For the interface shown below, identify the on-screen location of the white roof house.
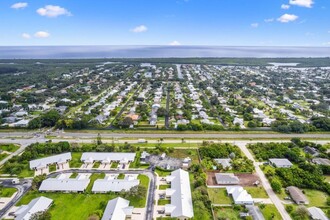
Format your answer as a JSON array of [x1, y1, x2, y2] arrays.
[[29, 153, 72, 170], [15, 196, 53, 220], [226, 186, 254, 205], [269, 158, 293, 168], [92, 175, 140, 193], [214, 158, 232, 169], [81, 153, 136, 163], [165, 169, 194, 219], [307, 207, 329, 220], [39, 174, 90, 192], [101, 197, 134, 220]]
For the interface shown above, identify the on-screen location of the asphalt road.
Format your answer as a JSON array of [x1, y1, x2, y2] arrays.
[[236, 142, 291, 220], [0, 179, 32, 219], [1, 131, 330, 140]]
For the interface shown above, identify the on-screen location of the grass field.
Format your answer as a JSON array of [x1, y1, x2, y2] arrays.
[[0, 144, 19, 152], [0, 153, 9, 161], [207, 188, 232, 204], [168, 149, 200, 164], [246, 186, 269, 198], [259, 204, 282, 220], [16, 174, 150, 220], [0, 187, 17, 197], [213, 207, 240, 220], [304, 189, 329, 207]]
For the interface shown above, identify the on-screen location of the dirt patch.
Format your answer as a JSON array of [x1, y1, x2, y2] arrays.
[[206, 171, 260, 187]]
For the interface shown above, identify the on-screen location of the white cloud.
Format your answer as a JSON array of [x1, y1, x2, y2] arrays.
[[21, 33, 31, 39], [251, 23, 259, 28], [264, 18, 274, 23], [130, 25, 148, 33], [323, 42, 330, 46], [37, 5, 72, 18], [277, 14, 298, 23], [34, 31, 50, 38], [281, 4, 290, 9], [169, 41, 181, 46], [11, 2, 28, 9], [289, 0, 314, 8]]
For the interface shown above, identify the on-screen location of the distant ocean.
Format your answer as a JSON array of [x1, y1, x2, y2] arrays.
[[0, 46, 329, 59]]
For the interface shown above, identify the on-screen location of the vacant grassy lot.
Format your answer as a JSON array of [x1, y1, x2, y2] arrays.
[[0, 187, 17, 197], [214, 207, 240, 220], [207, 188, 232, 204], [259, 204, 282, 220], [168, 149, 199, 164], [246, 186, 268, 198]]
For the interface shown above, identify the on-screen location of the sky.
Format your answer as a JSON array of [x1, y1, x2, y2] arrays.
[[1, 0, 330, 46]]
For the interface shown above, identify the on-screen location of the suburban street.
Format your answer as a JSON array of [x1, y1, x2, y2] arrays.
[[236, 142, 292, 220], [0, 179, 32, 218], [0, 133, 329, 220]]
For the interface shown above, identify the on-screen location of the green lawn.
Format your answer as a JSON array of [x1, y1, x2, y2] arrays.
[[214, 207, 240, 220], [324, 175, 330, 183], [86, 173, 105, 193], [158, 199, 170, 205], [110, 162, 118, 168], [168, 149, 199, 165], [159, 184, 170, 190], [0, 153, 9, 161], [92, 162, 101, 168], [246, 186, 269, 198], [304, 189, 329, 207], [155, 167, 172, 177], [117, 173, 125, 179], [0, 187, 17, 197], [17, 191, 118, 220], [16, 174, 150, 220], [70, 172, 78, 178], [259, 204, 282, 220], [69, 152, 83, 168], [49, 164, 56, 172], [207, 188, 232, 204], [0, 144, 19, 152]]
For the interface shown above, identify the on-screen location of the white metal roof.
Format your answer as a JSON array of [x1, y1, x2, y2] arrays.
[[101, 197, 133, 220], [215, 173, 239, 184], [165, 169, 194, 218], [15, 196, 53, 220], [308, 207, 328, 220], [226, 186, 253, 204], [39, 174, 90, 192], [81, 152, 136, 163], [92, 177, 139, 192], [29, 152, 72, 169], [269, 158, 293, 167]]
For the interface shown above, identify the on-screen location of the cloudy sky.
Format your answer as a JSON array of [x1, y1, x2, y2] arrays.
[[1, 0, 329, 46]]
